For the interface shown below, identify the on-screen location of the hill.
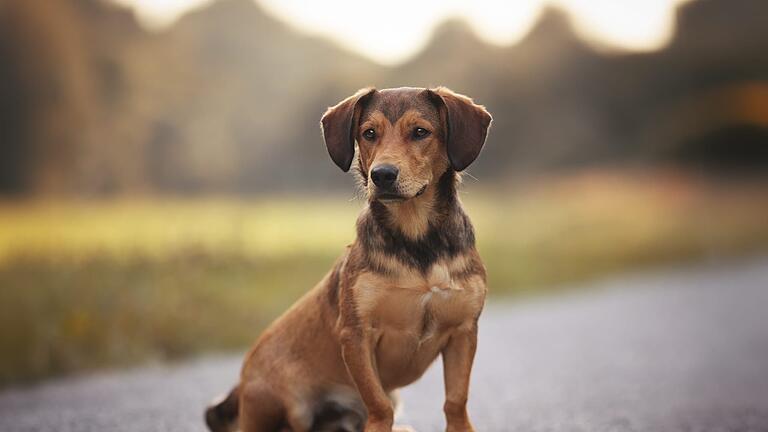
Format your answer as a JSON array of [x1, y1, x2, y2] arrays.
[[1, 0, 767, 195]]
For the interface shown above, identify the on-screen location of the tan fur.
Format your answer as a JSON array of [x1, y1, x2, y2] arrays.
[[209, 88, 490, 432]]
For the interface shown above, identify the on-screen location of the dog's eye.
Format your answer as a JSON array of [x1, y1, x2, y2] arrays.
[[362, 129, 376, 141], [412, 127, 431, 140]]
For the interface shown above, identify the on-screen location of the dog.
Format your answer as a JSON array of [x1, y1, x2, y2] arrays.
[[205, 87, 492, 432]]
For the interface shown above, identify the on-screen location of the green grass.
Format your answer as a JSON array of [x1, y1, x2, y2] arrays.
[[2, 170, 768, 386]]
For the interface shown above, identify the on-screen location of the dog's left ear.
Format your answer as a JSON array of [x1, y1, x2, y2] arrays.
[[426, 87, 492, 171], [321, 87, 376, 172]]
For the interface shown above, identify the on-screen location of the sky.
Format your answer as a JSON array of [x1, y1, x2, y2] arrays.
[[112, 0, 693, 65]]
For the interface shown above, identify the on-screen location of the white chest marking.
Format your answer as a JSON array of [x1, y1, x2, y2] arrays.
[[427, 263, 462, 293]]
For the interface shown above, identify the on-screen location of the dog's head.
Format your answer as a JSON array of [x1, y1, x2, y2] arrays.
[[321, 87, 492, 203]]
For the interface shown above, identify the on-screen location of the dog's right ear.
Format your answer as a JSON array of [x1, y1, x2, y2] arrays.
[[321, 88, 376, 172]]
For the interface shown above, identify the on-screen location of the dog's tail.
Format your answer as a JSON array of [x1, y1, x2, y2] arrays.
[[205, 384, 240, 432]]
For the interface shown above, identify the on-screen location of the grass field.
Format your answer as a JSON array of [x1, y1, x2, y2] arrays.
[[2, 170, 768, 386]]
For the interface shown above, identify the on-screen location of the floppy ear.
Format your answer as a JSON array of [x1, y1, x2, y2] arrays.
[[320, 88, 376, 172], [427, 87, 492, 171]]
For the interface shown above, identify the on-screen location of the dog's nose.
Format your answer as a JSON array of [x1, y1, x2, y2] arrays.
[[371, 164, 399, 189]]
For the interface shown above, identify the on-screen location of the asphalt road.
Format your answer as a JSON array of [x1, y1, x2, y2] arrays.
[[2, 258, 768, 432]]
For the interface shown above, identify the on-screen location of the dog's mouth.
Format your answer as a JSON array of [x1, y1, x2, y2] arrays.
[[375, 192, 406, 203], [374, 185, 427, 203]]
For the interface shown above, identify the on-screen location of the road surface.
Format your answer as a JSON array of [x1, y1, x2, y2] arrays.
[[2, 258, 768, 431]]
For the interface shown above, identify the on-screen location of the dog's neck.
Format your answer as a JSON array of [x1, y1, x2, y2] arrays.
[[356, 170, 476, 274]]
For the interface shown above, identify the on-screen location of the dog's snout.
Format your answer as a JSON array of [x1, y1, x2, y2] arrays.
[[371, 164, 399, 189]]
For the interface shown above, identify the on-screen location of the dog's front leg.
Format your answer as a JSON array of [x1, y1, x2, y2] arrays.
[[339, 327, 393, 432], [441, 323, 478, 432]]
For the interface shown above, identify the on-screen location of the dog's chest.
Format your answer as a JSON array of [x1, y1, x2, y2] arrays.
[[353, 263, 485, 388], [355, 262, 485, 336]]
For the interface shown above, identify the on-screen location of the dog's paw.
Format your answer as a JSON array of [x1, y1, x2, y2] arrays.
[[393, 425, 417, 432]]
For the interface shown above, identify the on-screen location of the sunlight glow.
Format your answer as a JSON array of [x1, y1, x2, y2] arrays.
[[559, 0, 687, 51], [112, 0, 214, 29], [113, 0, 693, 65]]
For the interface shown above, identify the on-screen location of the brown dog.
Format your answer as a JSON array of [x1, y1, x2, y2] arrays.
[[205, 87, 491, 432]]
